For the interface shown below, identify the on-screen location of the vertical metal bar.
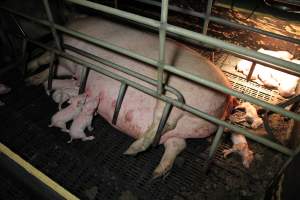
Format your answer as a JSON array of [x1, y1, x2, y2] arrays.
[[21, 38, 28, 75], [152, 103, 173, 147], [208, 126, 224, 159], [114, 0, 118, 9], [205, 126, 224, 172], [42, 0, 62, 50], [47, 52, 56, 91], [112, 83, 128, 125], [157, 0, 169, 95], [11, 15, 29, 75], [247, 62, 257, 81], [202, 0, 214, 35], [78, 67, 90, 94]]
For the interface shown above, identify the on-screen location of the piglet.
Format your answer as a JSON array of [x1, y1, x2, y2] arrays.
[[52, 87, 79, 110], [43, 78, 79, 95], [236, 59, 259, 80], [257, 48, 293, 60], [235, 102, 263, 129], [66, 96, 99, 143], [257, 64, 279, 88], [223, 133, 254, 168], [49, 94, 87, 132], [276, 59, 300, 97]]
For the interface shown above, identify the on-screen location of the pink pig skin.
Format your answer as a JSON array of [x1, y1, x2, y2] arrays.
[[66, 96, 99, 143]]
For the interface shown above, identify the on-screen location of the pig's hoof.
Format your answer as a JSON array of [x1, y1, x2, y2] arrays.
[[83, 136, 95, 141], [222, 149, 233, 158], [123, 138, 148, 156], [62, 129, 70, 133], [152, 167, 171, 180]]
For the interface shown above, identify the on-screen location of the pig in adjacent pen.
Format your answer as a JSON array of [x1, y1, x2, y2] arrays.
[[236, 48, 299, 97], [27, 16, 239, 177]]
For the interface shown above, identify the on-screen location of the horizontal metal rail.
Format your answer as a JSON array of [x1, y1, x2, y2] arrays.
[[65, 0, 300, 74], [29, 39, 294, 156], [1, 6, 299, 121], [132, 0, 300, 45], [63, 44, 185, 103]]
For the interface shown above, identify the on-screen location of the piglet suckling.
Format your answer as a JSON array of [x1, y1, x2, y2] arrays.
[[223, 133, 254, 168], [43, 78, 79, 95], [235, 102, 263, 129], [52, 87, 79, 110], [49, 94, 87, 132], [66, 96, 99, 143]]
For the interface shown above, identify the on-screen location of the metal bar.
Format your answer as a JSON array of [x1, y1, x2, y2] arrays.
[[208, 126, 224, 159], [42, 0, 62, 50], [202, 0, 214, 35], [247, 61, 257, 81], [2, 7, 299, 120], [67, 0, 160, 29], [165, 24, 300, 74], [78, 67, 89, 94], [133, 0, 300, 45], [163, 64, 300, 121], [157, 0, 169, 95], [63, 44, 185, 104], [112, 82, 128, 125], [2, 6, 299, 76], [29, 40, 294, 156], [205, 126, 224, 172], [114, 0, 118, 9], [21, 38, 28, 75], [47, 52, 56, 91], [152, 103, 173, 146]]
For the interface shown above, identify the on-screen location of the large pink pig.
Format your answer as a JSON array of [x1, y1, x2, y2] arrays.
[[27, 17, 235, 178]]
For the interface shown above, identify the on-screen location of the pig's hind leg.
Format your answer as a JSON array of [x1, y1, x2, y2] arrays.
[[124, 101, 181, 155], [152, 137, 186, 179]]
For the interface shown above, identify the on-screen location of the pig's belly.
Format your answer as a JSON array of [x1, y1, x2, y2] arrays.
[[86, 73, 157, 139]]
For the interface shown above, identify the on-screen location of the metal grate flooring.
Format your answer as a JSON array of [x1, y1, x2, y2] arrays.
[[0, 70, 286, 200], [224, 71, 286, 104]]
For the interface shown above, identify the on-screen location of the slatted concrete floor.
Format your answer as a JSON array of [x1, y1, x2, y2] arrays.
[[0, 69, 287, 200]]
